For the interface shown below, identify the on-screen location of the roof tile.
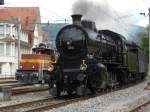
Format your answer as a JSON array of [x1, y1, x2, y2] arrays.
[[0, 7, 40, 31]]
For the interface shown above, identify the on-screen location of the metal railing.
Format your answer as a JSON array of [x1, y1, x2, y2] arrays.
[[0, 72, 15, 79]]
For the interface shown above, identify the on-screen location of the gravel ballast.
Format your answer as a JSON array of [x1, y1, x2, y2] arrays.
[[0, 81, 149, 112], [0, 90, 50, 107], [46, 81, 150, 112]]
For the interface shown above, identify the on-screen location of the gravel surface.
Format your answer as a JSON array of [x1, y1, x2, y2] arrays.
[[0, 90, 50, 107], [0, 81, 148, 112], [46, 81, 150, 112], [135, 104, 150, 112]]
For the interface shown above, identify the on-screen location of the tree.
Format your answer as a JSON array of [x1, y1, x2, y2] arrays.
[[137, 27, 149, 56], [141, 36, 149, 56]]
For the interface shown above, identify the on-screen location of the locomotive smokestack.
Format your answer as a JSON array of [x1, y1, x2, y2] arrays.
[[71, 14, 82, 25]]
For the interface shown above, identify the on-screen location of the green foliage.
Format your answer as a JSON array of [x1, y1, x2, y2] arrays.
[[138, 29, 149, 56], [141, 37, 149, 56]]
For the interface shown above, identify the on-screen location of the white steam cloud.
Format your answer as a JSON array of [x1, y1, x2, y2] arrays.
[[72, 0, 134, 39]]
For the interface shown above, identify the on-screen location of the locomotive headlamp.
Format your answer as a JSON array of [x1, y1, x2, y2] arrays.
[[67, 41, 71, 45], [20, 65, 22, 69], [32, 65, 35, 69], [80, 60, 87, 71], [48, 65, 54, 72]]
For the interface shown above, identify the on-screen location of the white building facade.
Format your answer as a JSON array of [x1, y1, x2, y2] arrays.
[[0, 20, 30, 78], [33, 24, 43, 48], [0, 7, 43, 78]]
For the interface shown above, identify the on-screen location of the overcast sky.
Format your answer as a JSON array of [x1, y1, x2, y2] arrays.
[[2, 0, 150, 26]]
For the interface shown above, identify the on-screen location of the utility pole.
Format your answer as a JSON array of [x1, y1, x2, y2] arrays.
[[148, 8, 150, 76], [17, 17, 21, 69], [47, 21, 51, 48], [140, 8, 150, 76]]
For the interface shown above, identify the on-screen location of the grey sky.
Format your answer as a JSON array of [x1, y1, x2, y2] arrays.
[[2, 0, 150, 26]]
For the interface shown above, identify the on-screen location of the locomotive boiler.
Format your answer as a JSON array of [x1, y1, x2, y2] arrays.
[[48, 14, 148, 96]]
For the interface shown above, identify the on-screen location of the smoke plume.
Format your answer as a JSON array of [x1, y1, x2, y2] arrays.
[[72, 0, 133, 39]]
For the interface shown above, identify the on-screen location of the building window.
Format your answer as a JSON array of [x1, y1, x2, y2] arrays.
[[6, 24, 11, 36], [0, 25, 4, 36], [11, 43, 15, 56], [6, 43, 11, 56], [12, 27, 16, 37], [0, 43, 4, 56], [0, 65, 2, 74]]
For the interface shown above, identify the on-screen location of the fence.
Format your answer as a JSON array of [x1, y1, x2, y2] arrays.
[[0, 72, 15, 79]]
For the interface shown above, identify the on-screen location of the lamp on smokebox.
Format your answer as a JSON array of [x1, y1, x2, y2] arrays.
[[0, 0, 4, 5]]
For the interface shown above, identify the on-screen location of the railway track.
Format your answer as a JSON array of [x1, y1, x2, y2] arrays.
[[0, 82, 30, 88], [0, 80, 145, 112], [0, 80, 17, 84], [0, 97, 55, 112], [0, 82, 48, 95], [0, 96, 87, 112], [12, 85, 49, 95], [130, 100, 150, 112]]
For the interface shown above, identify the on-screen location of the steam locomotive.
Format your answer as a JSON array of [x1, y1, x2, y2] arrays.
[[15, 43, 56, 84], [48, 14, 148, 96]]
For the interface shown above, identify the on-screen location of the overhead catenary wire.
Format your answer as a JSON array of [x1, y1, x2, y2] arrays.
[[40, 6, 63, 19], [96, 7, 136, 38], [112, 11, 137, 38], [39, 5, 71, 21], [40, 16, 71, 23]]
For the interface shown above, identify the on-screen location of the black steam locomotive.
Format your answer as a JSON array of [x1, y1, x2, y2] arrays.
[[48, 14, 148, 96]]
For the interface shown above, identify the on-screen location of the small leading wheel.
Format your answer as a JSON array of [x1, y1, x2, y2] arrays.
[[56, 83, 61, 97], [49, 82, 61, 97], [56, 89, 61, 97], [67, 90, 73, 96]]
